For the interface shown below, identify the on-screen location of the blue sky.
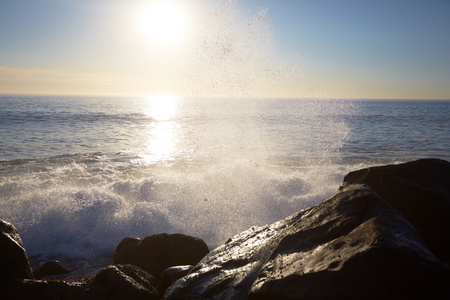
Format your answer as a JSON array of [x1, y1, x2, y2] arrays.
[[242, 0, 450, 98], [1, 0, 449, 98]]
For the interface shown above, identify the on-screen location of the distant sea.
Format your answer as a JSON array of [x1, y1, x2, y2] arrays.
[[1, 95, 449, 274]]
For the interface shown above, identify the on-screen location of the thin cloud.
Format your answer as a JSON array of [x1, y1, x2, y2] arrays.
[[0, 65, 122, 95], [0, 65, 115, 84]]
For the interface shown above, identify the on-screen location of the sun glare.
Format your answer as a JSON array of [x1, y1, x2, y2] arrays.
[[135, 0, 192, 48], [144, 94, 179, 121], [137, 95, 180, 164]]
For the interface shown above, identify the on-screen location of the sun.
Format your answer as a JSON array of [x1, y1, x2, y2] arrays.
[[144, 94, 179, 121], [135, 0, 192, 48]]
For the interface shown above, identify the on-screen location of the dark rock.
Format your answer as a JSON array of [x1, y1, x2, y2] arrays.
[[33, 260, 73, 278], [343, 158, 450, 262], [82, 264, 161, 300], [0, 278, 90, 300], [0, 219, 33, 280], [159, 265, 194, 293], [113, 237, 141, 266], [114, 233, 209, 278], [166, 184, 450, 299], [137, 234, 209, 278]]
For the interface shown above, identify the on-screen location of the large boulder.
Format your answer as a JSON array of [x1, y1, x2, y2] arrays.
[[114, 233, 209, 278], [166, 184, 450, 299], [113, 237, 141, 266], [343, 158, 450, 262], [0, 219, 33, 280], [82, 264, 161, 300]]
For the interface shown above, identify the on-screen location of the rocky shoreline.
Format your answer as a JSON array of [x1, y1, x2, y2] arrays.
[[1, 158, 449, 299]]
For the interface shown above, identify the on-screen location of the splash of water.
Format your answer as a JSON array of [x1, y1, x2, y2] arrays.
[[0, 1, 361, 273], [182, 0, 301, 97], [0, 154, 355, 261]]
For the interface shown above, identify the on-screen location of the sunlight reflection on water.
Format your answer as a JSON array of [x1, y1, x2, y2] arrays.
[[136, 95, 180, 164], [144, 95, 179, 121]]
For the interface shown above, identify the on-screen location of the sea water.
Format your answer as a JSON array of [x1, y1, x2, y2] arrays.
[[1, 95, 449, 274]]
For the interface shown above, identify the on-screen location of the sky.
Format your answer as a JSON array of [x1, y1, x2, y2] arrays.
[[0, 0, 449, 99]]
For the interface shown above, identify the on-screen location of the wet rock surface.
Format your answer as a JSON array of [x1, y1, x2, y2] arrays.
[[114, 233, 209, 278], [166, 182, 450, 299], [159, 265, 194, 294], [343, 158, 450, 263], [81, 264, 161, 300], [0, 219, 33, 280]]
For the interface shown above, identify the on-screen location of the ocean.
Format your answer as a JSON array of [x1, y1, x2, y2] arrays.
[[1, 95, 449, 275]]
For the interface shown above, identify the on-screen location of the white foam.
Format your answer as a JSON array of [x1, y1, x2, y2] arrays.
[[0, 157, 357, 263]]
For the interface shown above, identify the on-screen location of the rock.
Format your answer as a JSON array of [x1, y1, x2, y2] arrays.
[[0, 219, 33, 280], [343, 158, 450, 262], [159, 265, 194, 293], [166, 184, 450, 299], [33, 260, 73, 278], [114, 233, 209, 278], [0, 278, 91, 300], [113, 237, 141, 266], [82, 264, 161, 300], [136, 234, 209, 279]]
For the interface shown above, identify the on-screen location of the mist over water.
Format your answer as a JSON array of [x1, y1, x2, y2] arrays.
[[181, 0, 302, 97]]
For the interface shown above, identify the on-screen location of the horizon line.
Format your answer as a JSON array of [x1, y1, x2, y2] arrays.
[[1, 92, 449, 101]]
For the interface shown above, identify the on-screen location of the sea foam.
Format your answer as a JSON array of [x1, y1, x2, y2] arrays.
[[0, 154, 354, 264]]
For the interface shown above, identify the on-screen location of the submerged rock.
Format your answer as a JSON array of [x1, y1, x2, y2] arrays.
[[82, 264, 161, 300], [343, 158, 450, 263], [114, 233, 209, 278], [0, 219, 33, 280], [166, 184, 450, 299]]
